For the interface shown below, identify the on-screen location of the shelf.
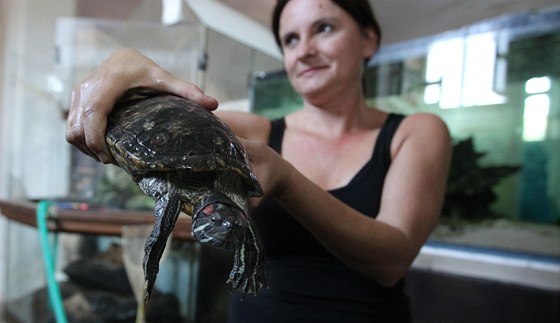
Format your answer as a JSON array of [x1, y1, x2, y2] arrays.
[[0, 199, 193, 241]]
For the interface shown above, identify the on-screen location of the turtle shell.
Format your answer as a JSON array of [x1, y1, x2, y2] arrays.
[[106, 94, 262, 197]]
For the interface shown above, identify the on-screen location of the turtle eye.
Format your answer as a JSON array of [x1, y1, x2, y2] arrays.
[[210, 214, 223, 225]]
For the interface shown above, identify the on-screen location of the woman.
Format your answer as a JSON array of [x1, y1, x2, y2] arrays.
[[67, 0, 451, 321]]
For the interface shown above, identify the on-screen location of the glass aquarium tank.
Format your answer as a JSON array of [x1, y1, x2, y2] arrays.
[[249, 8, 560, 259]]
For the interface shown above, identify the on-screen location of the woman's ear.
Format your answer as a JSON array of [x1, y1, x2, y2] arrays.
[[362, 26, 379, 59]]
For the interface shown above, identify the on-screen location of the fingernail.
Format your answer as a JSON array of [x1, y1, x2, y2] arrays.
[[97, 152, 110, 164], [204, 95, 219, 108]]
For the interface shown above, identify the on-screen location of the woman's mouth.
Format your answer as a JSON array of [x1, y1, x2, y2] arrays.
[[298, 65, 327, 77]]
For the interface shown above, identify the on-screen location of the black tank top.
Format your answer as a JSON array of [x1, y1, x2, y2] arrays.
[[229, 113, 411, 323]]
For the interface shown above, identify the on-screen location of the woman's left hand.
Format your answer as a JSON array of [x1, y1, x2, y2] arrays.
[[238, 138, 293, 207]]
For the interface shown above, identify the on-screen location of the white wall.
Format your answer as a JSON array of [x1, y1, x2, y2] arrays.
[[4, 0, 74, 200], [0, 1, 7, 316], [0, 0, 26, 314], [0, 0, 77, 311]]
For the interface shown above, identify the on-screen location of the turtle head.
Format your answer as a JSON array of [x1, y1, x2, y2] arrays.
[[192, 193, 248, 250]]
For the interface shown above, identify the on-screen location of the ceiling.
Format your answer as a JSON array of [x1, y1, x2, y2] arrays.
[[218, 0, 559, 44], [76, 0, 559, 45], [218, 0, 275, 25]]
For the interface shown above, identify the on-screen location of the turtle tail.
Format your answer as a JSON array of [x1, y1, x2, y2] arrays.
[[143, 191, 181, 303]]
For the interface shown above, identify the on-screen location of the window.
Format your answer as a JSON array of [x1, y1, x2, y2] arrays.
[[424, 32, 507, 108]]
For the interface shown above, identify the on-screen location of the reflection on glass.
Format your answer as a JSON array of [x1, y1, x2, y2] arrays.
[[424, 32, 506, 109], [525, 76, 551, 93], [425, 38, 463, 108], [463, 32, 507, 107], [523, 94, 550, 142]]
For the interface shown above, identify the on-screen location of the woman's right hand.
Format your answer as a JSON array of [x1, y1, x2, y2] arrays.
[[65, 48, 219, 163]]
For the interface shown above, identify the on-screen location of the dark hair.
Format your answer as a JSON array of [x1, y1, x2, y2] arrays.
[[271, 0, 382, 50]]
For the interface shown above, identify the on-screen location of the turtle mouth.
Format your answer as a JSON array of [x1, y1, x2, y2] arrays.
[[192, 199, 247, 250]]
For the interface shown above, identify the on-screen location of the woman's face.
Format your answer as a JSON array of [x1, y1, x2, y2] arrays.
[[279, 0, 377, 101]]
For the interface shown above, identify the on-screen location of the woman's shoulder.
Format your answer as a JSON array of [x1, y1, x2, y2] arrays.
[[392, 112, 451, 156], [400, 112, 449, 137]]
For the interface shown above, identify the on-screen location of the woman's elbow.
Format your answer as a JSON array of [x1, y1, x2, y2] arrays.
[[376, 266, 410, 288]]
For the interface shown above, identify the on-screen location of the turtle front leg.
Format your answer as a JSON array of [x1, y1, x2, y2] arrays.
[[142, 189, 181, 303], [227, 217, 267, 296]]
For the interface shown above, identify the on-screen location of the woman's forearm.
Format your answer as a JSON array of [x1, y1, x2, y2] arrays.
[[274, 164, 414, 286]]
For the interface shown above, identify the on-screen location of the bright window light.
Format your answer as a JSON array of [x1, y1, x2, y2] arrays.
[[424, 84, 441, 105], [425, 38, 463, 109], [424, 32, 506, 109], [462, 33, 507, 107], [525, 76, 551, 94], [522, 94, 550, 142]]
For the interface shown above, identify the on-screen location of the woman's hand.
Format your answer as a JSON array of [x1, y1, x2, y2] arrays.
[[238, 138, 294, 208], [65, 48, 219, 163]]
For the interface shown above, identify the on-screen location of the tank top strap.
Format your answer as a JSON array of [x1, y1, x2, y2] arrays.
[[268, 118, 286, 153], [373, 113, 406, 168], [268, 114, 404, 162]]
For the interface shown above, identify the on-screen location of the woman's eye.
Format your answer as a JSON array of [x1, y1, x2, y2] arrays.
[[283, 34, 298, 48], [318, 23, 333, 34]]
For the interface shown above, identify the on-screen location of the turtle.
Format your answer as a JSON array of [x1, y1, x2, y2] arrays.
[[104, 90, 266, 303]]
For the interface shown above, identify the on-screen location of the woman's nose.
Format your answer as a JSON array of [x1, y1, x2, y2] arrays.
[[296, 37, 317, 59]]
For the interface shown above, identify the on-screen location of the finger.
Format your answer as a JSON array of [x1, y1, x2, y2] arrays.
[[82, 106, 112, 163], [66, 90, 98, 159], [66, 125, 98, 161], [182, 84, 219, 110], [148, 69, 219, 110], [66, 89, 82, 144], [80, 88, 119, 163], [248, 196, 263, 210], [72, 80, 119, 163]]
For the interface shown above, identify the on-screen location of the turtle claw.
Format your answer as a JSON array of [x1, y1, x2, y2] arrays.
[[143, 281, 150, 305], [226, 226, 267, 298], [227, 267, 267, 297]]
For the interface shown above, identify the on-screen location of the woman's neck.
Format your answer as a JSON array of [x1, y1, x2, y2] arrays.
[[289, 91, 383, 139]]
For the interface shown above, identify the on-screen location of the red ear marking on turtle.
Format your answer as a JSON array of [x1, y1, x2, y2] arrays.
[[201, 203, 215, 215]]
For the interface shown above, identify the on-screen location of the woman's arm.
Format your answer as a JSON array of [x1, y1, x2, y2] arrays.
[[242, 113, 451, 287]]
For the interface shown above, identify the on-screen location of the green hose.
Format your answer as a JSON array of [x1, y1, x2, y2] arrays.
[[36, 200, 68, 323]]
